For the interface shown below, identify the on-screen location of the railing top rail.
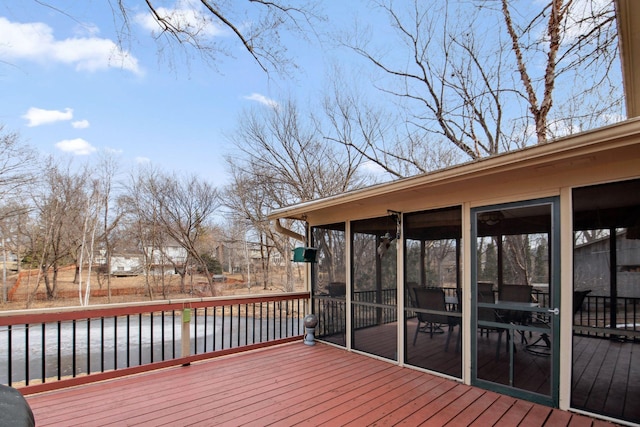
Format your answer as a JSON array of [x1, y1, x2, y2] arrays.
[[0, 292, 310, 326]]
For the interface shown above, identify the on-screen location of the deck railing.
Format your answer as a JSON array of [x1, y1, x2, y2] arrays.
[[312, 288, 640, 343], [574, 294, 640, 341], [0, 293, 309, 394], [313, 289, 397, 341]]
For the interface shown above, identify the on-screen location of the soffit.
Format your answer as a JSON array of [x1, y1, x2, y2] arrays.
[[269, 118, 640, 224], [616, 0, 640, 118]]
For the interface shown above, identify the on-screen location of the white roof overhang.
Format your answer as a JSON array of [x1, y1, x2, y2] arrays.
[[269, 118, 640, 224], [616, 0, 640, 118]]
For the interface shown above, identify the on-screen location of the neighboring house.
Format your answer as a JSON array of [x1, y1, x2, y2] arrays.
[[574, 229, 640, 297], [98, 243, 188, 276], [216, 241, 285, 273], [109, 253, 144, 276], [143, 243, 188, 275]]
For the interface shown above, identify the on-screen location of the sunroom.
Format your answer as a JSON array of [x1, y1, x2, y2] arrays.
[[269, 118, 640, 425]]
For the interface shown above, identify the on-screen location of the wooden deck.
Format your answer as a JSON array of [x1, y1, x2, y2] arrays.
[[25, 342, 621, 426], [572, 335, 640, 422]]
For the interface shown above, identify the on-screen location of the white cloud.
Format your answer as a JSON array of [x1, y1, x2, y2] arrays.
[[72, 119, 90, 129], [244, 93, 279, 108], [0, 17, 142, 75], [103, 147, 123, 155], [55, 138, 97, 155], [135, 0, 224, 38], [564, 0, 612, 42], [360, 160, 387, 175], [135, 156, 151, 164], [22, 107, 73, 127]]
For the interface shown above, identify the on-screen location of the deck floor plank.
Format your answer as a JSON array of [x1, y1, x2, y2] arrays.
[[337, 376, 448, 426], [25, 342, 621, 426], [198, 358, 401, 426], [375, 377, 460, 426], [413, 386, 485, 426], [511, 402, 553, 427], [252, 368, 435, 426], [495, 399, 536, 426], [392, 383, 472, 425], [139, 347, 387, 426], [443, 389, 500, 426], [468, 394, 518, 426]]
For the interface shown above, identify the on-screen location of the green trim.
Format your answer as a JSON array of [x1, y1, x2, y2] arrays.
[[471, 197, 560, 408]]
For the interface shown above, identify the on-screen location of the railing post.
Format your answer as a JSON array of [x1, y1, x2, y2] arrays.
[[181, 308, 191, 366]]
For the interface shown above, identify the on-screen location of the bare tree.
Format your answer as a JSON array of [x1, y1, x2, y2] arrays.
[[225, 98, 367, 291], [125, 167, 221, 296], [0, 127, 37, 303], [0, 126, 37, 220], [119, 172, 163, 299], [31, 160, 89, 300], [342, 0, 621, 165], [25, 0, 322, 75], [77, 178, 102, 306], [223, 167, 279, 290], [320, 68, 463, 179], [95, 151, 123, 301]]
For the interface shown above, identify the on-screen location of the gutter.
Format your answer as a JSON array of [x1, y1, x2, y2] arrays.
[[274, 218, 305, 243]]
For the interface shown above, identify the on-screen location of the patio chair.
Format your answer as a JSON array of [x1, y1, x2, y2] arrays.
[[477, 282, 496, 337], [526, 290, 592, 356], [406, 282, 421, 308], [499, 284, 533, 324], [478, 282, 515, 359], [412, 288, 460, 352], [573, 290, 591, 315], [328, 282, 346, 298]]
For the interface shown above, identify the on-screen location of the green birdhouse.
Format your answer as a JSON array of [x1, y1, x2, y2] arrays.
[[292, 247, 317, 263]]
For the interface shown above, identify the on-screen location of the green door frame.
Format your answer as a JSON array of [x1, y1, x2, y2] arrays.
[[470, 197, 560, 407]]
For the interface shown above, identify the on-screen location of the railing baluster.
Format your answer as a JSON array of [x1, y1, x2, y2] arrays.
[[126, 315, 131, 368], [193, 308, 198, 355], [150, 312, 154, 363], [244, 303, 248, 346], [25, 324, 29, 386], [229, 305, 234, 349], [221, 305, 225, 350], [72, 320, 77, 377], [114, 316, 118, 369], [161, 311, 166, 361], [7, 325, 12, 386], [213, 306, 217, 351], [171, 310, 176, 359], [57, 321, 62, 380], [138, 313, 142, 365], [87, 318, 91, 375], [41, 323, 45, 384], [252, 303, 256, 344], [100, 318, 105, 372], [237, 304, 241, 347], [203, 307, 208, 352], [273, 301, 277, 339]]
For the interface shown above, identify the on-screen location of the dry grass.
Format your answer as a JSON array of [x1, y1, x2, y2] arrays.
[[1, 267, 304, 311]]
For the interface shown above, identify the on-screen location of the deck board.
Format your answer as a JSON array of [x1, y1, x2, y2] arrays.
[[25, 342, 621, 426]]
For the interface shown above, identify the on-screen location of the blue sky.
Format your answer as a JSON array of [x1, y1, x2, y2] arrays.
[[0, 1, 623, 190], [0, 1, 362, 187]]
